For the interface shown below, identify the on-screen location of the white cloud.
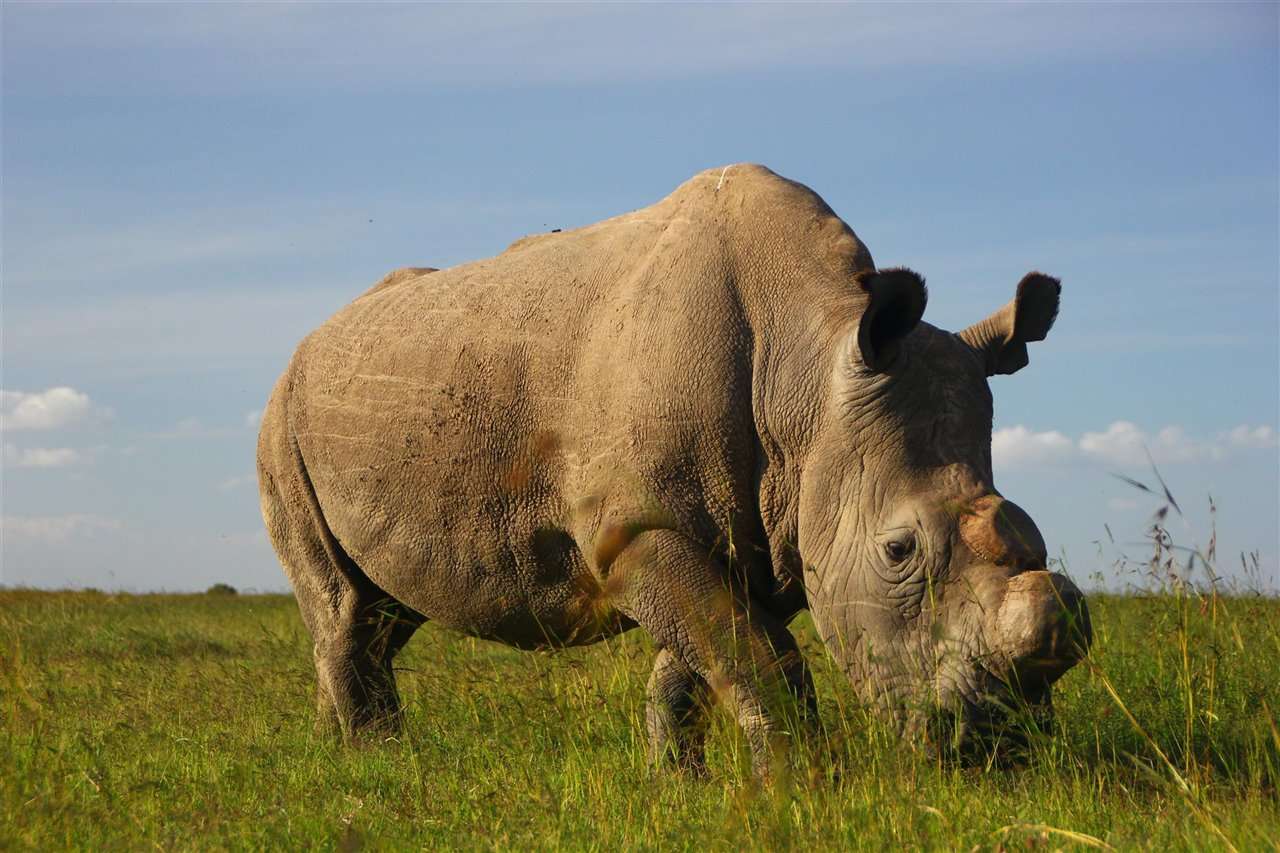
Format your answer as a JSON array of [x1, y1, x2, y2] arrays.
[[1, 514, 122, 542], [245, 410, 263, 429], [996, 421, 1278, 470], [1077, 420, 1224, 466], [151, 417, 258, 440], [1, 443, 82, 468], [991, 426, 1075, 467], [152, 418, 211, 438], [218, 473, 257, 492], [1078, 421, 1148, 466], [1221, 424, 1278, 450], [1151, 424, 1224, 463], [0, 387, 91, 431]]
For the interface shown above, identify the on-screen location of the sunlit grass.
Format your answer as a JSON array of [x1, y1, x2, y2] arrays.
[[2, 579, 1276, 849]]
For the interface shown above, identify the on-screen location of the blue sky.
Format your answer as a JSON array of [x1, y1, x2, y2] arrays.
[[2, 3, 1276, 592]]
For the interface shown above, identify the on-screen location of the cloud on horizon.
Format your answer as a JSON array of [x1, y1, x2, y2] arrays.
[[994, 421, 1279, 470], [2, 444, 82, 468], [217, 473, 257, 492], [1, 514, 122, 543]]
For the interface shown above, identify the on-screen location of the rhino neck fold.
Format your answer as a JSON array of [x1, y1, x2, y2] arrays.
[[744, 303, 860, 608]]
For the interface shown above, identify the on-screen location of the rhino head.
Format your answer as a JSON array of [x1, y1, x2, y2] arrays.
[[798, 268, 1091, 754]]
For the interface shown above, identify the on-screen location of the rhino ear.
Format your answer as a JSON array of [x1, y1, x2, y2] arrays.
[[856, 267, 927, 372], [958, 272, 1061, 376]]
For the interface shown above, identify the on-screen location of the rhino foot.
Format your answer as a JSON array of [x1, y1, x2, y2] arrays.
[[646, 647, 710, 775]]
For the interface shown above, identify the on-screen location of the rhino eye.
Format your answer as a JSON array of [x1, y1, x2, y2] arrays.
[[884, 538, 915, 564]]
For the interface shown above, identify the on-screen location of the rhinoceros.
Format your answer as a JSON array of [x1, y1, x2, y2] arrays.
[[257, 164, 1090, 776]]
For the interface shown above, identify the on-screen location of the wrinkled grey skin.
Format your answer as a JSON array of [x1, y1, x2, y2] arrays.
[[258, 165, 1090, 777]]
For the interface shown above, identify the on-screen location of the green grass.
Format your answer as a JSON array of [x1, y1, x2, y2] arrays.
[[2, 588, 1277, 850]]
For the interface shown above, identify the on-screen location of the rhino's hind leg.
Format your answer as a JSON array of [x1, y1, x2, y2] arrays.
[[312, 595, 424, 739], [259, 432, 424, 740], [646, 648, 710, 774]]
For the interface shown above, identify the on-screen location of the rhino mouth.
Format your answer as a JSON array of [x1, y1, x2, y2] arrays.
[[867, 663, 1055, 765], [925, 665, 1056, 765]]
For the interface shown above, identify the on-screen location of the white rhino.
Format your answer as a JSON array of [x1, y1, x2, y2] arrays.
[[257, 164, 1090, 776]]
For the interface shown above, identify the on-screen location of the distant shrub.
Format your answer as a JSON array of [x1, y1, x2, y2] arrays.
[[206, 583, 238, 596]]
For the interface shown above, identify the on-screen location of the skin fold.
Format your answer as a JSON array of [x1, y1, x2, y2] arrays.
[[257, 164, 1091, 778]]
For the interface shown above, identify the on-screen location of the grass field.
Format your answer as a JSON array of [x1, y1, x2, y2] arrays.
[[2, 583, 1277, 850]]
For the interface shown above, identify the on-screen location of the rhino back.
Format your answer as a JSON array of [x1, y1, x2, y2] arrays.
[[287, 176, 769, 644]]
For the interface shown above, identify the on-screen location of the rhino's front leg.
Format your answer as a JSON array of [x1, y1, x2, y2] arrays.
[[646, 648, 710, 774], [612, 529, 819, 780]]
